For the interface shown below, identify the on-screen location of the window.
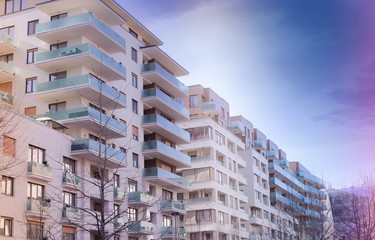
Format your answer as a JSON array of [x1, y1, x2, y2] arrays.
[[129, 28, 138, 39], [3, 136, 15, 157], [90, 165, 108, 180], [162, 189, 173, 200], [63, 157, 76, 173], [0, 26, 14, 36], [163, 215, 172, 227], [63, 191, 76, 206], [196, 209, 212, 222], [131, 99, 138, 114], [0, 54, 13, 63], [27, 222, 43, 240], [120, 147, 126, 153], [25, 77, 37, 93], [1, 176, 13, 196], [131, 73, 138, 88], [215, 131, 225, 145], [127, 179, 137, 193], [28, 145, 45, 164], [5, 0, 28, 14], [26, 48, 38, 64], [132, 126, 138, 141], [49, 71, 67, 81], [113, 174, 120, 188], [131, 47, 137, 62], [128, 208, 138, 222], [24, 106, 36, 117], [189, 95, 198, 108], [132, 153, 139, 168], [27, 182, 44, 200], [51, 13, 67, 20], [27, 20, 39, 35], [89, 134, 105, 145], [49, 101, 66, 112], [62, 226, 75, 240], [0, 217, 12, 236], [89, 103, 105, 114], [50, 42, 67, 50], [218, 211, 225, 225]]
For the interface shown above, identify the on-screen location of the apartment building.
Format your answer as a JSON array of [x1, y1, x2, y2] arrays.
[[0, 0, 191, 239], [178, 85, 249, 240], [230, 117, 296, 240]]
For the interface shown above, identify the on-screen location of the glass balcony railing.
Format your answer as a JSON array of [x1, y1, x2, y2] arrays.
[[27, 161, 52, 179], [71, 139, 126, 164], [0, 33, 16, 49], [142, 114, 190, 141], [269, 163, 305, 190], [35, 43, 126, 77], [128, 192, 155, 204], [278, 159, 289, 167], [160, 199, 185, 211], [143, 167, 191, 189], [114, 187, 125, 199], [183, 197, 212, 203], [62, 171, 81, 186], [141, 62, 188, 95], [36, 12, 125, 49], [26, 198, 51, 213], [230, 121, 245, 133], [0, 91, 13, 105], [254, 140, 266, 150], [303, 197, 321, 208], [114, 217, 125, 228], [35, 74, 126, 106], [201, 101, 220, 115], [141, 88, 189, 119], [142, 140, 191, 166], [267, 150, 279, 159], [269, 177, 304, 201], [191, 155, 211, 161], [62, 206, 80, 220], [128, 221, 155, 233], [160, 226, 187, 237], [270, 192, 305, 215], [297, 171, 324, 187], [0, 61, 15, 77], [35, 107, 126, 135]]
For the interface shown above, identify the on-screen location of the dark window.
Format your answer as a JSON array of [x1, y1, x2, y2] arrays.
[[28, 145, 45, 164], [27, 20, 39, 35], [26, 48, 38, 64], [25, 77, 36, 93], [132, 153, 139, 168], [131, 99, 138, 114], [131, 47, 137, 62], [131, 73, 138, 88], [49, 102, 66, 112], [50, 42, 67, 50], [129, 28, 138, 39], [49, 71, 67, 81], [27, 182, 44, 200], [51, 13, 67, 21]]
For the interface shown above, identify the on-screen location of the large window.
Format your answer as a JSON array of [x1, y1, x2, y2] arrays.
[[27, 182, 44, 200], [127, 179, 137, 193], [28, 145, 45, 164], [0, 217, 12, 236], [189, 95, 198, 108], [163, 215, 172, 227], [25, 77, 37, 93], [162, 189, 173, 200], [128, 208, 137, 222], [1, 176, 13, 196], [196, 209, 212, 222], [27, 20, 39, 35], [63, 191, 76, 206], [132, 153, 139, 168], [218, 211, 225, 225], [3, 136, 15, 157], [63, 157, 76, 174], [27, 222, 43, 240]]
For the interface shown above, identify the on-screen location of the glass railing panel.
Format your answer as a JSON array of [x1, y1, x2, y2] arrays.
[[0, 33, 16, 47], [142, 167, 191, 188], [142, 140, 191, 165], [142, 114, 189, 140]]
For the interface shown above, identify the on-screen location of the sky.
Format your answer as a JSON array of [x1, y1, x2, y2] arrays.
[[120, 0, 375, 188]]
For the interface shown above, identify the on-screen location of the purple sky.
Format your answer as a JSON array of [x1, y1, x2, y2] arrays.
[[120, 0, 375, 188]]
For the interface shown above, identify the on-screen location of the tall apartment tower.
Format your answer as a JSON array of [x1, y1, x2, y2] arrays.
[[0, 0, 191, 239], [230, 117, 296, 240], [178, 85, 249, 240]]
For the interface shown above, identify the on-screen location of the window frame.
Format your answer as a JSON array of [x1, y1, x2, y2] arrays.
[[27, 19, 39, 35], [26, 48, 38, 64], [25, 77, 37, 93], [1, 176, 14, 196]]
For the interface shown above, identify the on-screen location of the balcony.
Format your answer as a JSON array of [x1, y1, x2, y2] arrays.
[[142, 114, 190, 143], [297, 171, 325, 189], [267, 150, 279, 160], [141, 62, 188, 97], [0, 33, 16, 55], [71, 139, 126, 168], [35, 43, 125, 81], [114, 217, 125, 229], [34, 74, 126, 110], [36, 12, 125, 53], [160, 199, 186, 214], [27, 161, 52, 181], [62, 171, 81, 189], [184, 197, 212, 204], [160, 227, 187, 239], [201, 101, 220, 115], [142, 140, 191, 168], [143, 167, 191, 191], [269, 177, 304, 202], [0, 91, 13, 105], [26, 199, 51, 219], [35, 107, 126, 138], [269, 163, 305, 191], [113, 187, 125, 201], [270, 192, 305, 215], [0, 61, 15, 83], [128, 221, 155, 235], [230, 121, 245, 134], [62, 206, 80, 222], [254, 140, 266, 151], [128, 192, 155, 207], [142, 88, 189, 121]]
